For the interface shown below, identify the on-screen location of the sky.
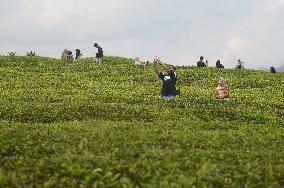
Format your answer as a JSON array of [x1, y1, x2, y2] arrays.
[[1, 0, 284, 68]]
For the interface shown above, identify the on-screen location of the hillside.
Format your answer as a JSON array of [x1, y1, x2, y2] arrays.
[[0, 55, 283, 187]]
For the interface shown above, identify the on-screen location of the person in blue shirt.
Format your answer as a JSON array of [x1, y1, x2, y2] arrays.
[[153, 57, 178, 100], [94, 43, 104, 64]]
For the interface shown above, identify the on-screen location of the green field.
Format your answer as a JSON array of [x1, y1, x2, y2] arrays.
[[0, 55, 283, 187]]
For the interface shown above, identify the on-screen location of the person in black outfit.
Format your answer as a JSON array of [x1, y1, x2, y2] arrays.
[[216, 60, 224, 68], [75, 49, 83, 60], [94, 43, 104, 64], [154, 57, 178, 100], [197, 56, 206, 67], [270, 67, 276, 73]]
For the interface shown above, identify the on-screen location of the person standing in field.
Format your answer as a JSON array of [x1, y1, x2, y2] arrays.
[[236, 59, 244, 69], [214, 77, 229, 99], [66, 51, 74, 62], [154, 56, 178, 100], [93, 43, 104, 64], [144, 61, 150, 68], [215, 60, 224, 68], [75, 49, 83, 60], [27, 51, 36, 57], [270, 67, 276, 73], [133, 57, 142, 66], [197, 56, 207, 67], [61, 49, 69, 59]]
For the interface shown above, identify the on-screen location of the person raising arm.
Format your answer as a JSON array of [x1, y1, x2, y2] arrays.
[[153, 57, 178, 100]]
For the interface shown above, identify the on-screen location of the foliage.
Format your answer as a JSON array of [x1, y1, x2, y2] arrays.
[[0, 55, 283, 187]]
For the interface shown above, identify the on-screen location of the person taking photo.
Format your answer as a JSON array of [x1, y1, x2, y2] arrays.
[[154, 57, 178, 100]]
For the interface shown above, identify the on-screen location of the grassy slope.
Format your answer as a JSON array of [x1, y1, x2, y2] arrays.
[[0, 56, 283, 187]]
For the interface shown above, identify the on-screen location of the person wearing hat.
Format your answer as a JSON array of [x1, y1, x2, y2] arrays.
[[93, 43, 104, 64], [214, 77, 229, 99], [154, 56, 178, 100], [197, 56, 207, 67]]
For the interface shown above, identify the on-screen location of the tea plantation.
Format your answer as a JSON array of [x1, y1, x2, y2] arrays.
[[0, 56, 283, 187]]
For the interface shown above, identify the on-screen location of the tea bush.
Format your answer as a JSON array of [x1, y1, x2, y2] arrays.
[[0, 55, 283, 187]]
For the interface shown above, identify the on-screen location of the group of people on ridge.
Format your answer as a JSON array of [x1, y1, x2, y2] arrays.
[[154, 56, 229, 100], [61, 49, 83, 61], [196, 56, 244, 69], [60, 43, 104, 64], [27, 51, 36, 57], [133, 57, 150, 68], [26, 45, 279, 101]]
